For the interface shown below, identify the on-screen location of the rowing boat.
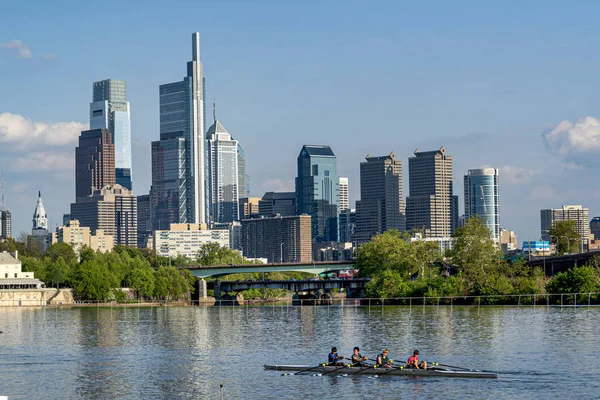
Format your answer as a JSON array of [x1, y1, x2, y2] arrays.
[[264, 364, 497, 379]]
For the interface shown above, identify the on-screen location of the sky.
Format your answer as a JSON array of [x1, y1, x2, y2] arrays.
[[2, 0, 600, 243]]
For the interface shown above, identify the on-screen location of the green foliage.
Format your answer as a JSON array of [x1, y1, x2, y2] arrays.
[[546, 266, 600, 294], [72, 260, 118, 301], [153, 266, 192, 300], [364, 270, 411, 298], [125, 263, 155, 299], [44, 256, 72, 287], [45, 242, 77, 264], [549, 220, 580, 254]]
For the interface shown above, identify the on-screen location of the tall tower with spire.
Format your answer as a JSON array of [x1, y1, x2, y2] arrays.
[[154, 32, 207, 227], [28, 191, 51, 252], [32, 191, 48, 230], [207, 102, 240, 223]]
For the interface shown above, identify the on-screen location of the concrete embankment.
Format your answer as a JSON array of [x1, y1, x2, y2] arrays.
[[0, 288, 75, 306]]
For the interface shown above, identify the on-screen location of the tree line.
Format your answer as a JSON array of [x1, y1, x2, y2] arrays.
[[357, 216, 600, 303]]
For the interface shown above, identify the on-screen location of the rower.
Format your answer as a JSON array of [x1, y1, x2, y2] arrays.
[[407, 350, 427, 370], [328, 347, 345, 366], [351, 347, 368, 366], [376, 349, 392, 368]]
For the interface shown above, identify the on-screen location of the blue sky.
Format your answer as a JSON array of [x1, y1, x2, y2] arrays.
[[2, 0, 600, 242]]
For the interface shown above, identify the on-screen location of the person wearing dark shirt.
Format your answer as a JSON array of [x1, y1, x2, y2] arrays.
[[351, 347, 368, 367], [376, 349, 392, 368], [328, 347, 345, 366]]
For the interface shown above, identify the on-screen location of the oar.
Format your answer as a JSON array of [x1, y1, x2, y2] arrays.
[[376, 363, 406, 377], [349, 360, 378, 375], [281, 362, 332, 376], [315, 359, 363, 376]]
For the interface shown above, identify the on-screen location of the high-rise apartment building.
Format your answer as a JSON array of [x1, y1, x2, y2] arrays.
[[590, 217, 600, 240], [541, 205, 589, 243], [339, 177, 349, 211], [258, 192, 296, 217], [207, 118, 239, 223], [75, 129, 115, 199], [152, 223, 229, 259], [0, 210, 10, 240], [354, 153, 406, 243], [241, 215, 312, 263], [295, 145, 339, 242], [406, 147, 458, 237], [464, 168, 500, 241], [90, 79, 133, 190], [156, 32, 206, 225], [137, 194, 152, 248], [70, 184, 137, 247], [52, 219, 114, 253], [338, 208, 356, 243]]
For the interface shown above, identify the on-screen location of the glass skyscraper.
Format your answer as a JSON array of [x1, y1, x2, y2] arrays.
[[464, 168, 500, 240], [90, 79, 132, 190], [295, 145, 339, 242], [207, 119, 239, 223], [153, 33, 207, 226]]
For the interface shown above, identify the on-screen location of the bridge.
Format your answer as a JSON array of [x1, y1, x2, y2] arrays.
[[184, 260, 356, 279], [527, 251, 600, 276], [215, 278, 370, 298]]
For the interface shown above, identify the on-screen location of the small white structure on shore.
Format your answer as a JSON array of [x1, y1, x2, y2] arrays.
[[0, 251, 43, 289]]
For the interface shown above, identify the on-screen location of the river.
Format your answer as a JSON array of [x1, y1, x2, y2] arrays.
[[0, 304, 599, 399]]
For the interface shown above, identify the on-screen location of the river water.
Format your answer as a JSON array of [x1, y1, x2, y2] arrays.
[[0, 304, 599, 399]]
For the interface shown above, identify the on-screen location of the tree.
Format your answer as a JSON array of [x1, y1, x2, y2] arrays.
[[125, 264, 155, 300], [364, 269, 411, 298], [72, 259, 118, 301], [546, 265, 600, 294], [197, 242, 250, 266], [549, 220, 580, 255], [356, 230, 413, 277], [450, 216, 502, 291], [46, 242, 77, 264], [45, 256, 72, 287]]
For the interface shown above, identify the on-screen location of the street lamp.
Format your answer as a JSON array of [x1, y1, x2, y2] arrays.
[[280, 243, 284, 263]]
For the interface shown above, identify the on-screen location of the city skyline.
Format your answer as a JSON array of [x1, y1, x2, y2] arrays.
[[3, 1, 600, 241]]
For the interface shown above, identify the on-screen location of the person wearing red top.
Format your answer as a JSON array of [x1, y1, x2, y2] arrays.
[[407, 350, 427, 370]]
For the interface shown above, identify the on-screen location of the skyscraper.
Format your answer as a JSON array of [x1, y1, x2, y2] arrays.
[[0, 172, 10, 239], [90, 79, 133, 190], [75, 129, 115, 199], [295, 145, 339, 242], [137, 194, 152, 248], [71, 184, 137, 247], [541, 205, 589, 243], [157, 32, 206, 224], [237, 144, 250, 198], [258, 192, 296, 217], [406, 147, 458, 237], [464, 168, 500, 240], [338, 177, 349, 211], [207, 116, 239, 223], [354, 153, 406, 243]]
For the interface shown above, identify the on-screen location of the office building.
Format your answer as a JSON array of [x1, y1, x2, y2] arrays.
[[339, 177, 349, 211], [28, 191, 51, 252], [207, 116, 239, 223], [540, 205, 589, 243], [354, 153, 406, 243], [295, 145, 339, 242], [590, 217, 600, 240], [75, 128, 115, 199], [258, 192, 296, 217], [239, 197, 260, 219], [499, 228, 518, 253], [157, 32, 206, 225], [0, 210, 10, 240], [406, 147, 458, 237], [152, 223, 229, 259], [241, 215, 312, 263], [339, 208, 356, 243], [137, 194, 152, 248], [464, 168, 500, 240], [52, 219, 113, 253], [237, 144, 250, 198], [90, 79, 132, 189], [70, 184, 137, 247]]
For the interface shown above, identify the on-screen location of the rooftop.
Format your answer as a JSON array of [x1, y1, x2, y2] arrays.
[[300, 145, 335, 157]]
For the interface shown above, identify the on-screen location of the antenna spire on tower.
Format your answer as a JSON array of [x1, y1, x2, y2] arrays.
[[213, 97, 216, 122], [1, 171, 5, 211]]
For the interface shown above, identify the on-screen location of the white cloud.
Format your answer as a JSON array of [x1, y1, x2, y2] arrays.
[[500, 165, 541, 184], [0, 113, 87, 149], [542, 116, 600, 166], [11, 151, 73, 172], [260, 178, 294, 193], [0, 40, 32, 58]]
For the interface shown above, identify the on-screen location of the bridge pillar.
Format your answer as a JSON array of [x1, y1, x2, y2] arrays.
[[214, 281, 222, 299], [197, 279, 207, 299]]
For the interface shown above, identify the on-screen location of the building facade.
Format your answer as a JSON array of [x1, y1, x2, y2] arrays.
[[258, 192, 296, 217], [207, 119, 239, 223], [0, 251, 42, 290], [28, 191, 51, 253], [157, 32, 207, 225], [75, 128, 116, 199], [499, 228, 518, 252], [52, 220, 114, 253], [70, 184, 137, 247], [237, 144, 249, 198], [90, 79, 133, 190], [241, 215, 312, 263], [238, 197, 260, 220], [295, 145, 339, 242], [406, 147, 458, 237], [0, 210, 11, 240], [152, 223, 229, 259], [590, 217, 600, 241], [339, 177, 349, 211], [137, 194, 152, 248], [338, 208, 356, 243], [540, 205, 590, 244], [354, 153, 406, 243], [464, 168, 500, 241]]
